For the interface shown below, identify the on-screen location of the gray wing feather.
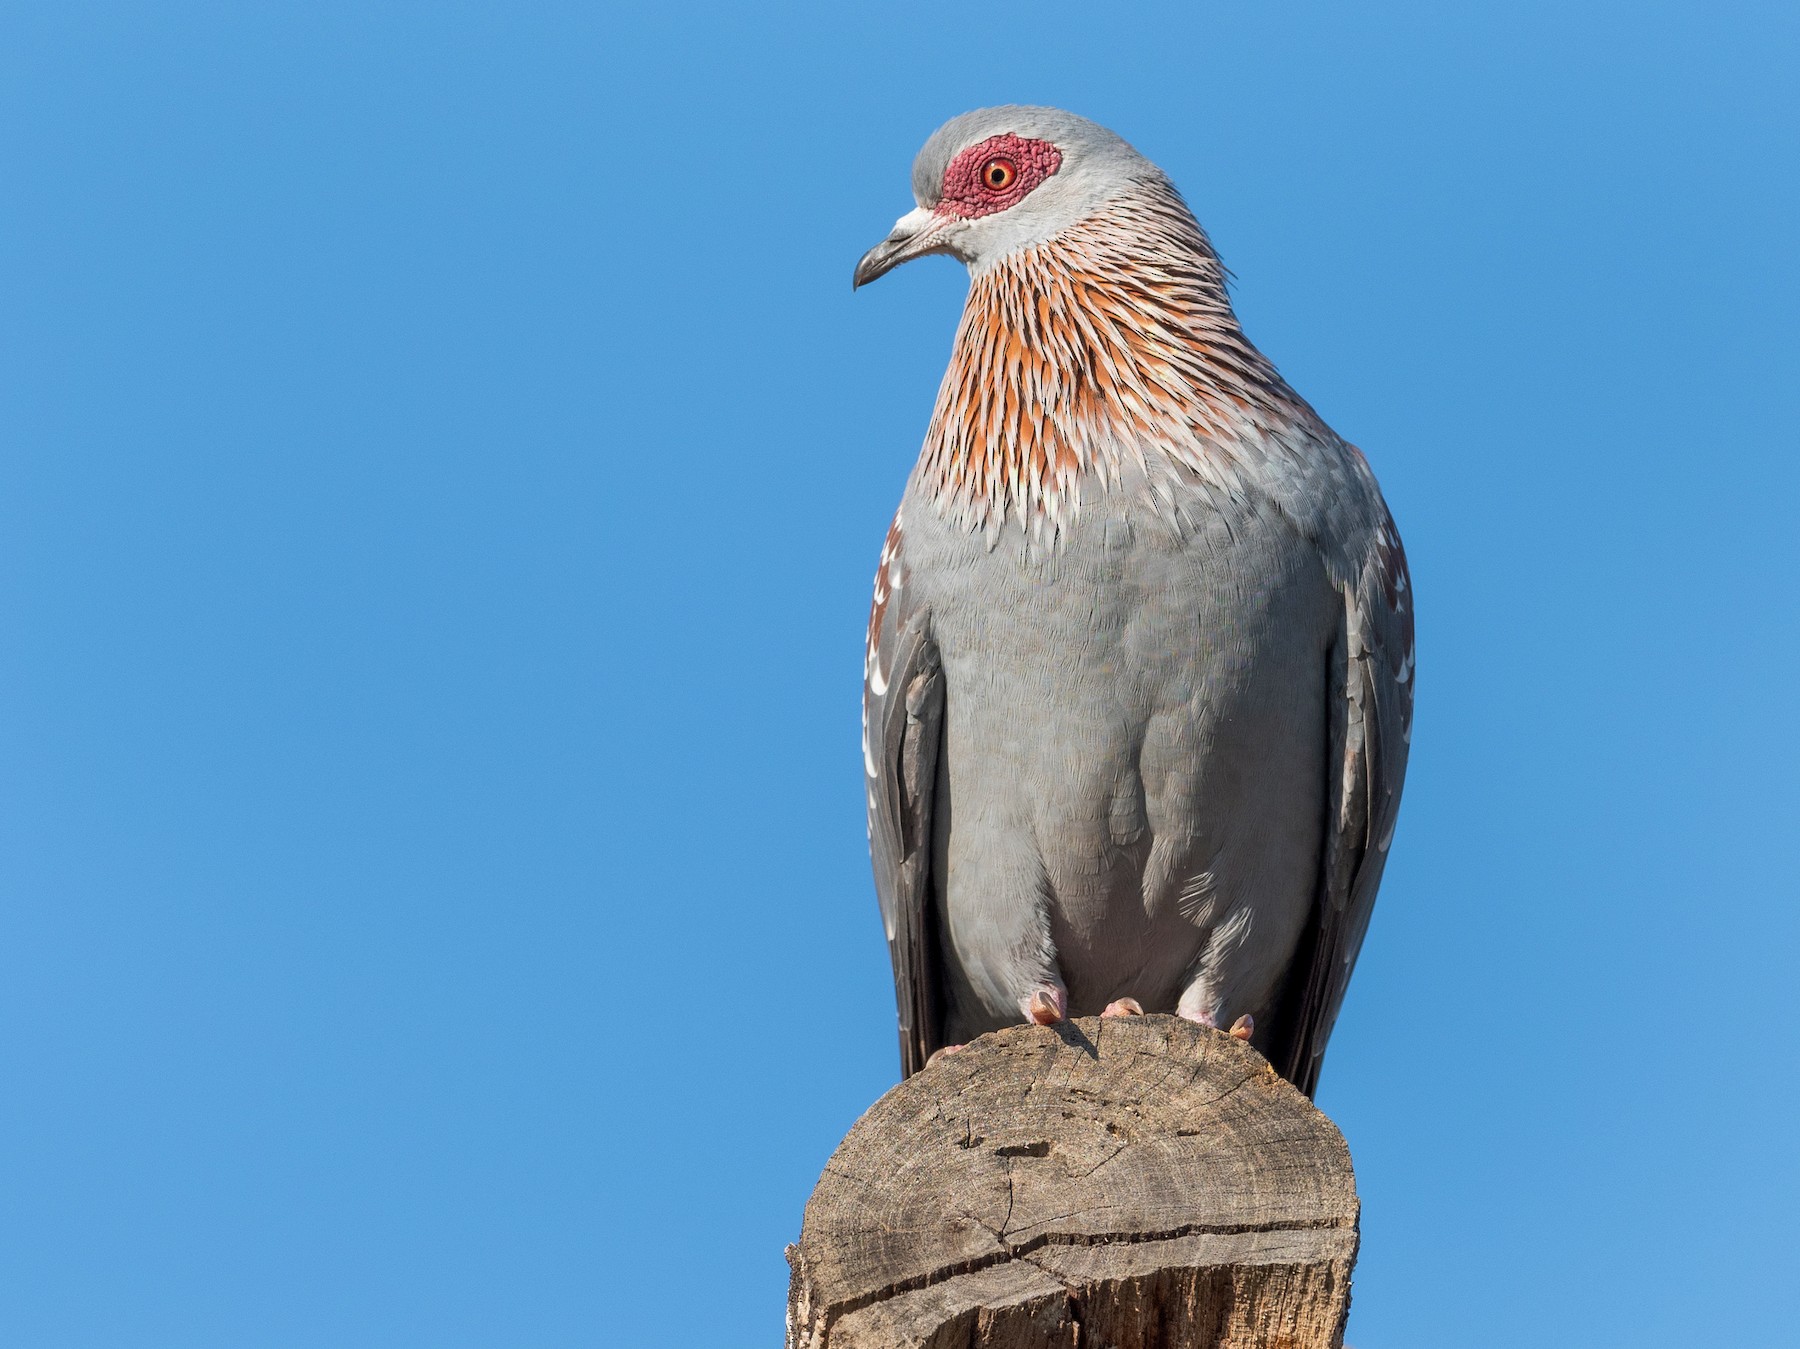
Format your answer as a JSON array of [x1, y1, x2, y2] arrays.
[[1273, 475, 1414, 1098], [864, 520, 945, 1078]]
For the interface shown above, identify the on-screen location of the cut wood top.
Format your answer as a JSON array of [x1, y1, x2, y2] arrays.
[[789, 1014, 1358, 1345]]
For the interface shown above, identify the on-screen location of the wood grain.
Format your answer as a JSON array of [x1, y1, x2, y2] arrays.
[[787, 1015, 1357, 1348]]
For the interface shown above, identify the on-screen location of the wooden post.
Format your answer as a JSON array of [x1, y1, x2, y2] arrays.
[[787, 1014, 1358, 1349]]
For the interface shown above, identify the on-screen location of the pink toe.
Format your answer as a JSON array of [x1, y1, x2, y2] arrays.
[[1025, 986, 1065, 1025]]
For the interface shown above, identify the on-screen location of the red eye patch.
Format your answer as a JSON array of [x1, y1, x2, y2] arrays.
[[938, 133, 1062, 219]]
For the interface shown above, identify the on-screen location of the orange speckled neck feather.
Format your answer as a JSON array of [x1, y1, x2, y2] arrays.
[[917, 179, 1323, 539]]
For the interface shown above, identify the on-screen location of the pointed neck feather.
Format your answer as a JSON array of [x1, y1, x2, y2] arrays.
[[917, 180, 1320, 538]]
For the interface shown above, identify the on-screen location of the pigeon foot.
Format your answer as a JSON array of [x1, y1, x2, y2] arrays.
[[926, 1043, 967, 1067], [1023, 985, 1066, 1025], [1102, 997, 1144, 1018], [1229, 1014, 1255, 1042]]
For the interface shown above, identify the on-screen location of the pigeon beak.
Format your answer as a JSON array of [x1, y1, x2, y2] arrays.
[[853, 207, 953, 289]]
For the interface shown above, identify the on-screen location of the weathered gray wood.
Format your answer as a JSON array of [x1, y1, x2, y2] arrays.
[[787, 1015, 1357, 1349]]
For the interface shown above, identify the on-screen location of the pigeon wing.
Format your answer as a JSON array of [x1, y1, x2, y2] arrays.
[[862, 515, 945, 1078], [1272, 458, 1415, 1098]]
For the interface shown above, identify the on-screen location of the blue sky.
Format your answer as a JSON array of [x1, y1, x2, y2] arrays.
[[3, 2, 1797, 1344]]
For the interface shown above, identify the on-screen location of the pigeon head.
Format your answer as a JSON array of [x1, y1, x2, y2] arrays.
[[853, 106, 1159, 288]]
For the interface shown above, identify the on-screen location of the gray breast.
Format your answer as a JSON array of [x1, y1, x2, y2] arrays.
[[898, 481, 1338, 1038]]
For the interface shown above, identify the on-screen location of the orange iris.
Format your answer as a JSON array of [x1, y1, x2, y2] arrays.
[[981, 158, 1017, 191]]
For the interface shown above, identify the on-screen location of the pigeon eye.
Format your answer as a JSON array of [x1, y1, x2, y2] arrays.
[[981, 158, 1018, 191]]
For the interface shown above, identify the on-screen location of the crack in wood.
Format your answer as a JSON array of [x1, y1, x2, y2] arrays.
[[813, 1214, 1353, 1327], [789, 1016, 1357, 1348]]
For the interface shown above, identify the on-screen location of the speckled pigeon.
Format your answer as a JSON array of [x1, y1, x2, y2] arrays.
[[853, 107, 1413, 1097]]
